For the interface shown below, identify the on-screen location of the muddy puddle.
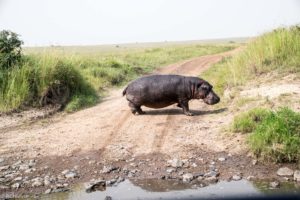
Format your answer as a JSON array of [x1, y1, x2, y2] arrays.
[[36, 179, 300, 200]]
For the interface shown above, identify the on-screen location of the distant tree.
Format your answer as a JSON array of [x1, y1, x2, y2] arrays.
[[0, 30, 23, 69]]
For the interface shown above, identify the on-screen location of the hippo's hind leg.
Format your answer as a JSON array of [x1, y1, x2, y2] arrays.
[[128, 101, 145, 115]]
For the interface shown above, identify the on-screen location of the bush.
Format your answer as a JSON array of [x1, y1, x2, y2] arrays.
[[0, 30, 23, 69], [232, 107, 300, 162]]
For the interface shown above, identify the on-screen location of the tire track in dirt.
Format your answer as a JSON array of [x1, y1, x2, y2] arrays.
[[101, 110, 132, 149], [151, 113, 173, 152]]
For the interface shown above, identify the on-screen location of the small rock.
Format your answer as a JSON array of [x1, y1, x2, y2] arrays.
[[218, 157, 226, 162], [106, 179, 117, 186], [28, 159, 35, 167], [252, 160, 258, 165], [24, 168, 35, 173], [63, 183, 69, 187], [116, 177, 125, 183], [88, 160, 96, 165], [204, 171, 219, 177], [11, 182, 20, 189], [126, 157, 135, 162], [197, 176, 204, 181], [73, 165, 79, 170], [293, 170, 300, 182], [31, 177, 43, 183], [19, 164, 30, 170], [56, 183, 64, 188], [166, 168, 176, 173], [61, 169, 70, 175], [168, 158, 183, 168], [270, 181, 280, 188], [32, 181, 43, 187], [57, 175, 65, 180], [105, 196, 112, 200], [232, 175, 242, 181], [182, 159, 190, 168], [52, 188, 69, 193], [13, 160, 23, 166], [210, 161, 215, 165], [182, 173, 194, 182], [13, 177, 22, 182], [191, 163, 197, 168], [277, 167, 294, 176], [45, 188, 52, 194], [44, 179, 51, 186], [85, 179, 106, 193], [0, 185, 10, 189], [0, 165, 10, 171], [283, 177, 290, 181], [247, 176, 255, 181], [209, 165, 216, 171], [101, 166, 118, 174], [178, 170, 184, 176], [0, 158, 4, 163], [194, 172, 204, 178], [205, 176, 218, 183], [130, 163, 138, 167], [65, 171, 78, 179]]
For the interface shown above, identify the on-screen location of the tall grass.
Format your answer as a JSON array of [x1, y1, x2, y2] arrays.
[[0, 55, 98, 112], [0, 44, 234, 112], [202, 26, 300, 95]]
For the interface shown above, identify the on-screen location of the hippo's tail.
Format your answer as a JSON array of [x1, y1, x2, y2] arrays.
[[122, 86, 128, 96]]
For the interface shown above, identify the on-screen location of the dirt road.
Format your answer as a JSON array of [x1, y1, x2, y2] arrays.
[[0, 48, 244, 160], [3, 47, 298, 198]]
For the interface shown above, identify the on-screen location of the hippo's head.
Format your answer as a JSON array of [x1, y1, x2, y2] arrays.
[[190, 78, 220, 105]]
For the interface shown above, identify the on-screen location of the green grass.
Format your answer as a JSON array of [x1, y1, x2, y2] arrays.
[[0, 43, 234, 112], [0, 56, 98, 112], [232, 107, 300, 162], [202, 26, 300, 95], [232, 108, 270, 133]]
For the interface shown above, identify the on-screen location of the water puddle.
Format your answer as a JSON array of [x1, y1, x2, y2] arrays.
[[40, 179, 300, 200]]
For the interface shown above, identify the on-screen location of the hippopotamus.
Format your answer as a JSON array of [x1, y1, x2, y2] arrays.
[[122, 74, 220, 116]]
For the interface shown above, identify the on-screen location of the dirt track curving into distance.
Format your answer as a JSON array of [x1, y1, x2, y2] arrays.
[[0, 47, 244, 161]]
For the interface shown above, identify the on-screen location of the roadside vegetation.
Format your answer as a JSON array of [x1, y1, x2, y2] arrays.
[[201, 25, 300, 163], [0, 30, 234, 112], [202, 26, 300, 95], [232, 107, 300, 162]]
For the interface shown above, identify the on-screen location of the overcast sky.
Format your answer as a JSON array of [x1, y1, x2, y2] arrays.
[[0, 0, 299, 46]]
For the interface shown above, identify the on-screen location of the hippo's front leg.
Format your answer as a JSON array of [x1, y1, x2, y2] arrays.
[[179, 100, 193, 116]]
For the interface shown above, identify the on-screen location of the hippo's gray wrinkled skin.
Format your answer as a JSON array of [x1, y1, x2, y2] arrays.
[[122, 75, 220, 116]]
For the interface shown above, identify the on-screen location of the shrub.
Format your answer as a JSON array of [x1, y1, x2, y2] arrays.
[[0, 30, 23, 69]]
